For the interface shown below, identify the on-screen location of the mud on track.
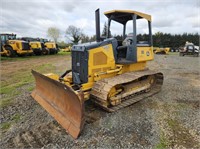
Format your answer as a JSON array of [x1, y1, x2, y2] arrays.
[[1, 54, 200, 148]]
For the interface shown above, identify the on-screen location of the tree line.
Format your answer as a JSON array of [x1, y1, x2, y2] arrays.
[[137, 32, 199, 48], [47, 26, 199, 48]]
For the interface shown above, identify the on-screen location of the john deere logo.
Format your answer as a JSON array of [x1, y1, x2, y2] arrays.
[[146, 51, 150, 56]]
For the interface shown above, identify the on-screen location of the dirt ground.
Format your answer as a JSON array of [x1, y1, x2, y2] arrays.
[[0, 54, 200, 148]]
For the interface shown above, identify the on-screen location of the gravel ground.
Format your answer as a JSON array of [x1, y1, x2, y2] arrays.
[[0, 54, 200, 148]]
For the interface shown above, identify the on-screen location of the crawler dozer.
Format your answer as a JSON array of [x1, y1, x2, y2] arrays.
[[31, 9, 164, 138], [153, 47, 170, 54], [0, 33, 33, 57]]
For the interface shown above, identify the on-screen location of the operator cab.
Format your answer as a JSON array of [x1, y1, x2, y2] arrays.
[[186, 43, 195, 52], [104, 10, 152, 64], [0, 33, 16, 45]]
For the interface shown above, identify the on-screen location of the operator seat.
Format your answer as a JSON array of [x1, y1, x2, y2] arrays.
[[116, 33, 133, 59]]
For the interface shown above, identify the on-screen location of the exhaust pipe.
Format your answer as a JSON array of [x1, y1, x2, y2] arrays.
[[95, 9, 101, 42]]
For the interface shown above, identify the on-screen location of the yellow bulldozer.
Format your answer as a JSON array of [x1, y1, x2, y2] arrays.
[[0, 33, 33, 57], [153, 47, 170, 54], [31, 9, 164, 138]]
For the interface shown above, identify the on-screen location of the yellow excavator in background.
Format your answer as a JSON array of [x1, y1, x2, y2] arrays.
[[0, 33, 33, 57], [31, 9, 164, 138]]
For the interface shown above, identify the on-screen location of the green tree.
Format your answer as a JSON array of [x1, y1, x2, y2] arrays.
[[81, 34, 90, 43], [47, 27, 60, 42], [57, 41, 68, 49], [102, 22, 111, 37], [153, 32, 199, 48], [89, 35, 96, 42], [66, 25, 83, 44]]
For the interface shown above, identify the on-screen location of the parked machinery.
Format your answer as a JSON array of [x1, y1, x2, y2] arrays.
[[31, 9, 164, 138], [153, 47, 170, 54], [0, 33, 33, 57], [20, 37, 49, 55], [179, 42, 199, 57], [40, 38, 59, 54], [0, 41, 8, 56], [61, 45, 72, 52]]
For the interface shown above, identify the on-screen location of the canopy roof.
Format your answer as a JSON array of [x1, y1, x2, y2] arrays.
[[104, 10, 151, 24]]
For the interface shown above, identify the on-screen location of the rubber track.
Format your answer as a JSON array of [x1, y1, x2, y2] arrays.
[[90, 70, 163, 112]]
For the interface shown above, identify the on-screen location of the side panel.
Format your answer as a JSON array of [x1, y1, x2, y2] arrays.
[[9, 40, 32, 54], [22, 42, 31, 50], [88, 44, 116, 77], [30, 42, 41, 49], [45, 42, 56, 48], [126, 45, 137, 62], [8, 43, 18, 51], [137, 46, 154, 62], [72, 50, 88, 84]]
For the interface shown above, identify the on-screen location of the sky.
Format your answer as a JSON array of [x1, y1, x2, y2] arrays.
[[0, 0, 199, 42]]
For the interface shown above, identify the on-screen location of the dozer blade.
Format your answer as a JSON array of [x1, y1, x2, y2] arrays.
[[31, 70, 85, 139]]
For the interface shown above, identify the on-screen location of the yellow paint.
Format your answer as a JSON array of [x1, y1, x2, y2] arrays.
[[45, 42, 57, 49], [153, 47, 170, 54], [137, 46, 154, 62], [80, 44, 148, 93], [0, 47, 8, 56], [45, 73, 60, 80], [88, 44, 116, 80], [5, 40, 33, 55], [44, 41, 152, 101], [30, 41, 42, 49], [119, 62, 146, 74], [104, 10, 151, 21]]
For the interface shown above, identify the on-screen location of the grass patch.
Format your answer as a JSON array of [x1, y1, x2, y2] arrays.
[[27, 85, 35, 91], [57, 51, 71, 56], [35, 63, 54, 71], [1, 122, 11, 131], [168, 52, 179, 55], [0, 114, 21, 132], [0, 56, 33, 61], [11, 113, 21, 123], [165, 118, 199, 148], [0, 51, 70, 62], [155, 132, 169, 149], [0, 98, 13, 108], [0, 84, 21, 95], [0, 85, 16, 94], [0, 63, 55, 108], [167, 119, 178, 128], [0, 51, 69, 108], [1, 64, 54, 94]]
